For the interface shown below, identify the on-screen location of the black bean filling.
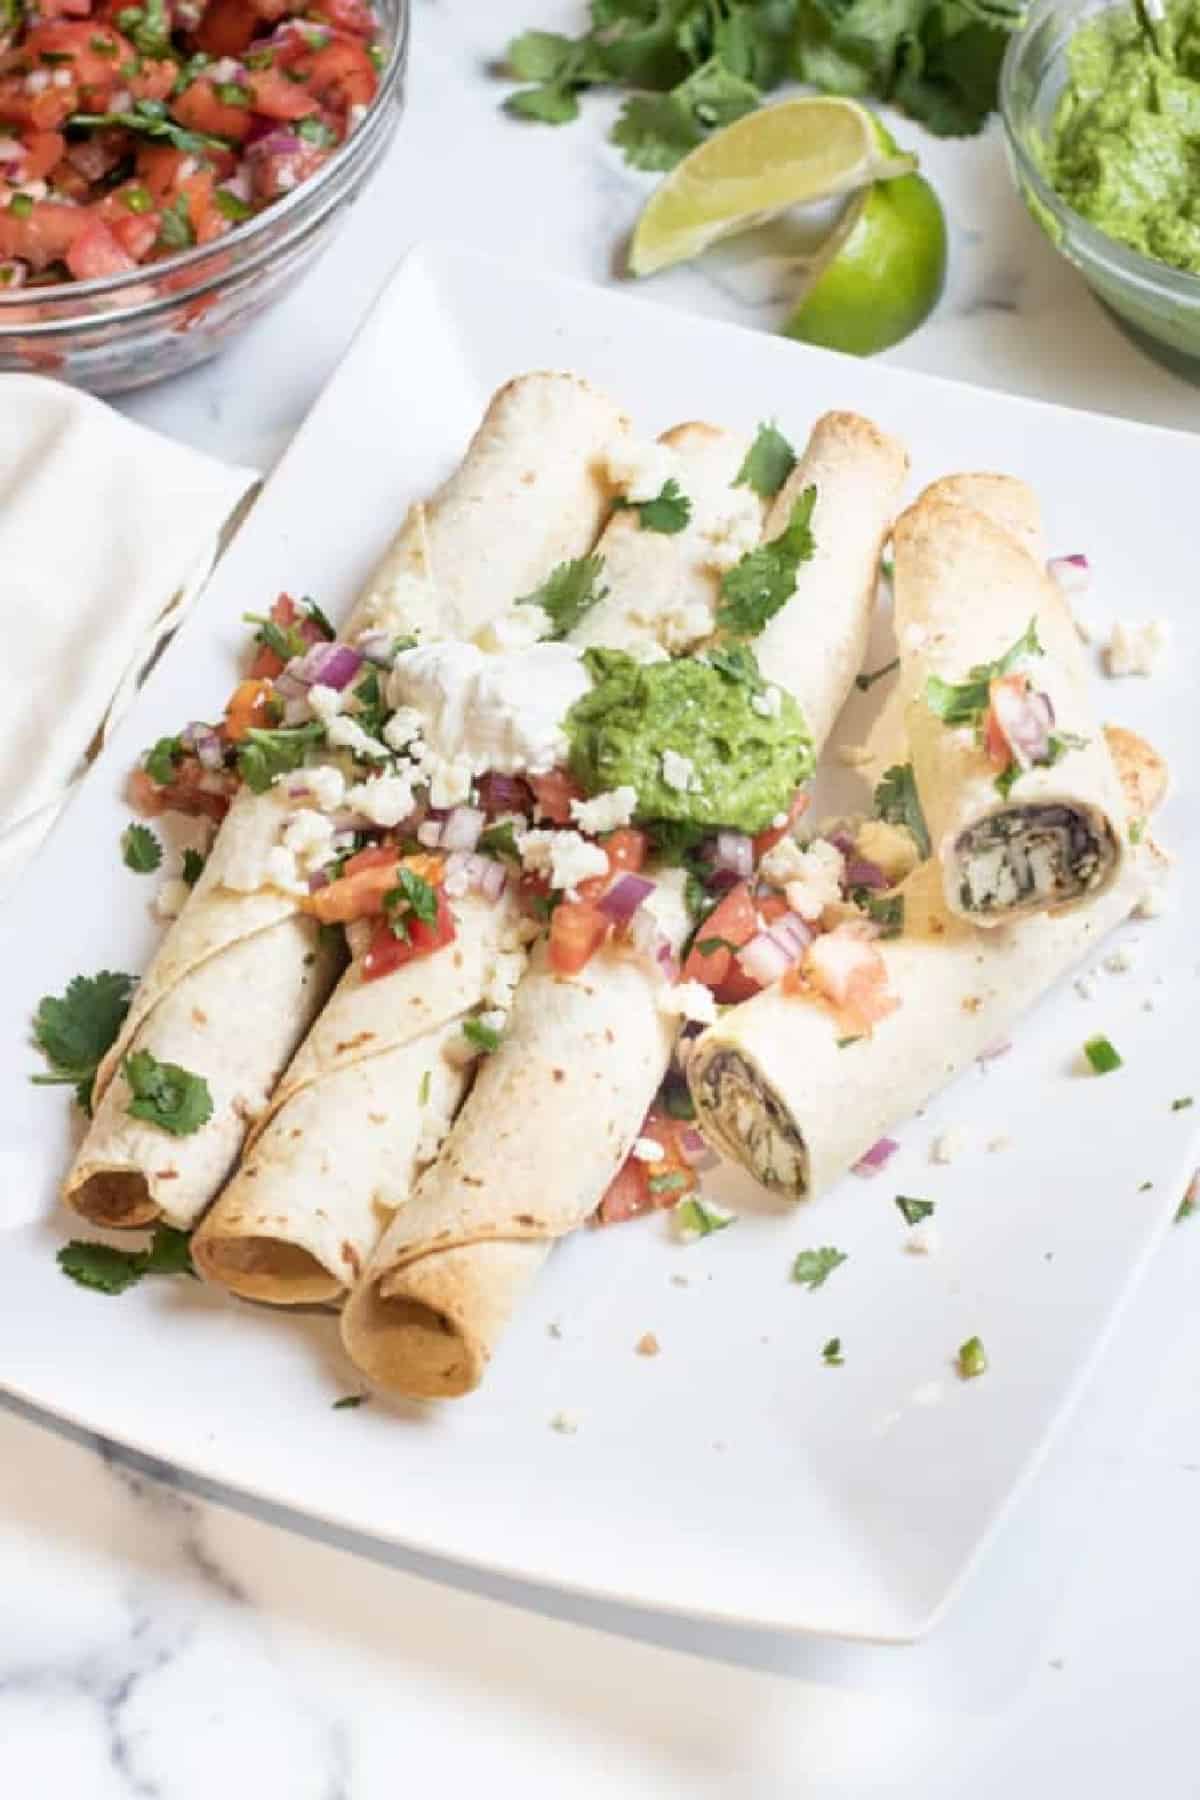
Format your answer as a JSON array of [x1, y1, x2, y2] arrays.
[[693, 1048, 809, 1198], [956, 804, 1118, 917]]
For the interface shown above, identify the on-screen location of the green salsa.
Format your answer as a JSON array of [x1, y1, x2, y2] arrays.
[[565, 648, 814, 835], [1045, 0, 1200, 274]]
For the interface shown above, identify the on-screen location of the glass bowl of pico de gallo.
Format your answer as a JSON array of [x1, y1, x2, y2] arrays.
[[0, 0, 407, 393]]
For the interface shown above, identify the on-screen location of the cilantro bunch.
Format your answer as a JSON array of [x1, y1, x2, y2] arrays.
[[503, 0, 1023, 161]]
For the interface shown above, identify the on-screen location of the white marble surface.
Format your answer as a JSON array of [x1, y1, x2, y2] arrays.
[[5, 2, 1200, 1793]]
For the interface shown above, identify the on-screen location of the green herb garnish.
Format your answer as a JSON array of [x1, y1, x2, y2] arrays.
[[924, 616, 1043, 726], [57, 1222, 194, 1296], [957, 1335, 988, 1379], [676, 1195, 734, 1236], [1172, 1096, 1194, 1112], [384, 866, 439, 942], [873, 762, 931, 860], [71, 99, 227, 156], [237, 721, 324, 793], [858, 891, 904, 938], [31, 971, 136, 1114], [144, 735, 183, 785], [332, 1393, 367, 1409], [1083, 1034, 1122, 1075], [181, 848, 206, 887], [123, 1049, 213, 1137], [215, 187, 253, 223], [614, 476, 692, 534], [734, 421, 796, 499], [8, 193, 33, 219], [463, 1016, 503, 1053], [121, 823, 162, 874], [157, 191, 194, 250], [895, 1195, 934, 1225], [517, 554, 608, 638], [791, 1246, 847, 1290], [296, 114, 338, 146], [479, 821, 520, 861], [716, 486, 816, 639], [821, 1336, 844, 1366]]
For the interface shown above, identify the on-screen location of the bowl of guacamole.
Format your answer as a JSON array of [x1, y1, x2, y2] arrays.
[[1001, 0, 1200, 364]]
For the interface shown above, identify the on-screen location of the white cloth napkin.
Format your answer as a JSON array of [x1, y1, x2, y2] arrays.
[[0, 375, 258, 896]]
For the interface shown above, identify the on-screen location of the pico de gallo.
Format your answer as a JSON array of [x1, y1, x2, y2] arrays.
[[0, 0, 384, 287], [128, 588, 921, 1233]]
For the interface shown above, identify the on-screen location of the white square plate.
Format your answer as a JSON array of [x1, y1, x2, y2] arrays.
[[2, 242, 1196, 1642]]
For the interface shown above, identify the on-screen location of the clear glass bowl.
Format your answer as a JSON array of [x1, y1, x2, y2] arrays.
[[0, 0, 409, 396], [1000, 0, 1200, 367]]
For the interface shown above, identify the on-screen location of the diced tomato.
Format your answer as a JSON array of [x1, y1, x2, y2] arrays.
[[752, 788, 810, 862], [109, 207, 161, 261], [311, 0, 377, 36], [136, 143, 191, 202], [130, 755, 233, 823], [576, 825, 648, 902], [174, 77, 254, 142], [247, 136, 327, 202], [247, 593, 327, 678], [342, 844, 399, 878], [247, 65, 320, 118], [362, 887, 456, 980], [548, 898, 610, 975], [36, 0, 94, 17], [596, 1106, 698, 1225], [528, 768, 584, 825], [223, 676, 277, 742], [682, 879, 758, 990], [128, 57, 178, 102], [19, 130, 66, 182], [0, 76, 78, 131], [179, 167, 224, 243], [785, 921, 898, 1036], [191, 0, 261, 54], [0, 198, 87, 268], [983, 673, 1028, 771], [289, 33, 375, 111], [23, 21, 133, 90], [64, 215, 136, 279]]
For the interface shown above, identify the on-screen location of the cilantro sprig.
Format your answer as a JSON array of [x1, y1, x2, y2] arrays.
[[791, 1246, 847, 1289], [734, 421, 796, 500], [517, 554, 608, 638], [58, 1222, 195, 1296], [71, 97, 228, 156], [874, 763, 931, 861], [716, 486, 817, 639], [32, 971, 137, 1114], [237, 721, 324, 793], [613, 477, 692, 534], [121, 823, 162, 874], [124, 1049, 213, 1136], [384, 867, 439, 940], [924, 617, 1043, 726]]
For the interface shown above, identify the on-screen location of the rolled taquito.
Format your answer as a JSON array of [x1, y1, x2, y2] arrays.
[[194, 420, 757, 1302], [63, 373, 628, 1232], [340, 411, 909, 1399], [687, 738, 1156, 1201], [895, 480, 1125, 927]]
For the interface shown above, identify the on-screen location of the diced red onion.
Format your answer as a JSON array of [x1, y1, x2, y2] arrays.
[[356, 629, 397, 666], [736, 931, 794, 989], [992, 682, 1054, 771], [440, 806, 485, 853], [843, 854, 887, 891], [852, 1136, 900, 1177], [712, 830, 754, 879], [656, 942, 680, 983], [679, 1127, 719, 1172], [598, 872, 656, 924], [1047, 553, 1090, 595], [281, 693, 313, 726], [248, 129, 304, 160], [629, 907, 668, 967], [477, 771, 531, 817], [208, 56, 246, 82], [827, 828, 857, 858], [766, 910, 814, 961], [705, 866, 740, 898], [443, 850, 507, 902], [293, 641, 363, 691], [180, 722, 225, 772]]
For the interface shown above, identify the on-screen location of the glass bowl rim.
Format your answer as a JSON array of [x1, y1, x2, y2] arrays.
[[999, 0, 1200, 304], [0, 0, 409, 316]]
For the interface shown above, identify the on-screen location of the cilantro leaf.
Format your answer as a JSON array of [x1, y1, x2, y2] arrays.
[[479, 821, 520, 861], [895, 1195, 934, 1225], [873, 762, 931, 860], [157, 191, 194, 250], [734, 422, 796, 499], [717, 486, 817, 638], [237, 721, 324, 793], [244, 610, 306, 664], [791, 1245, 847, 1289], [181, 848, 206, 887], [333, 1393, 367, 1409], [121, 823, 162, 874], [58, 1221, 194, 1296], [822, 1336, 845, 1365], [123, 1049, 213, 1137], [611, 55, 761, 168], [508, 27, 580, 81], [505, 83, 581, 123], [517, 555, 607, 638], [144, 735, 183, 785], [463, 1015, 503, 1053], [32, 971, 136, 1114], [859, 891, 904, 938], [994, 760, 1021, 801], [614, 477, 692, 534], [676, 1196, 735, 1237], [924, 616, 1043, 726], [115, 0, 170, 57], [705, 641, 764, 688], [71, 100, 227, 156], [384, 866, 439, 940], [957, 1334, 988, 1379], [1083, 1034, 1122, 1075]]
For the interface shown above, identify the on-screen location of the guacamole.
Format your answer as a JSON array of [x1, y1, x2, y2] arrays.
[[566, 648, 814, 835], [1045, 0, 1200, 273]]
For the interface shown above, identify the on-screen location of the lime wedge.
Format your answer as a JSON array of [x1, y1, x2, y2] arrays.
[[783, 170, 947, 356], [627, 98, 916, 278]]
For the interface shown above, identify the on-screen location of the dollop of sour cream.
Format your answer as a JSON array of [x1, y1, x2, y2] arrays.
[[387, 641, 592, 777]]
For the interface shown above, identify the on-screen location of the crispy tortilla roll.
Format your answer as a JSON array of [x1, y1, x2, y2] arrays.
[[687, 725, 1158, 1200], [341, 412, 909, 1399], [63, 373, 629, 1232], [895, 479, 1126, 927], [190, 417, 739, 1303]]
